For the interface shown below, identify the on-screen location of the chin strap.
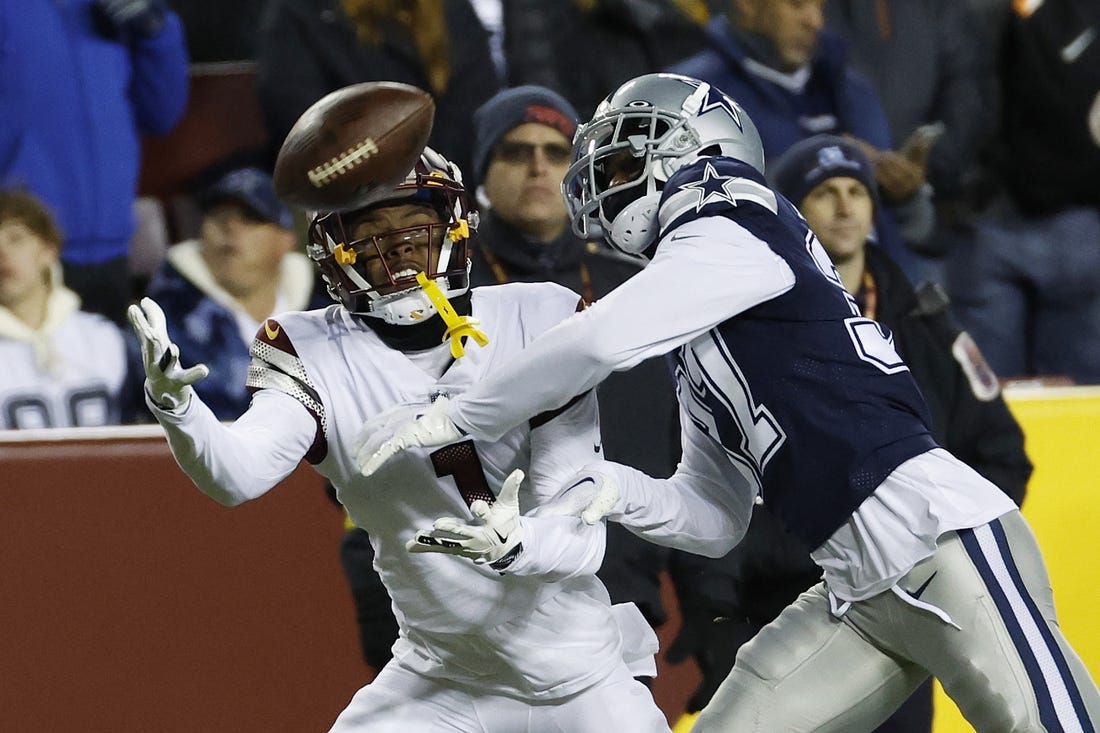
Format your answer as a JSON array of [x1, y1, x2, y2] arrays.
[[415, 272, 488, 358]]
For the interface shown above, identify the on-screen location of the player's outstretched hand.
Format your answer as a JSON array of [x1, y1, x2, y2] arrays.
[[532, 466, 620, 524], [127, 297, 209, 412], [358, 397, 464, 475], [407, 468, 525, 571]]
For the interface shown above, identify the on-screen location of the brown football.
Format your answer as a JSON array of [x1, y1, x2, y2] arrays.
[[273, 81, 435, 211]]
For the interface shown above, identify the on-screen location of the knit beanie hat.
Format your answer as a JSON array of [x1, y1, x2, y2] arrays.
[[769, 134, 879, 208], [472, 85, 580, 180], [200, 167, 295, 230]]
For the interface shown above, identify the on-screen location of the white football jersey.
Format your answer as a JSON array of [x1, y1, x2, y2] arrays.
[[245, 283, 633, 700], [0, 310, 127, 429]]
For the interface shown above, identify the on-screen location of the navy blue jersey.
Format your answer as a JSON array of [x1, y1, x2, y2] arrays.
[[659, 157, 937, 548]]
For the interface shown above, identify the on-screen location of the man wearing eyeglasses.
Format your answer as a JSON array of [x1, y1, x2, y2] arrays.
[[468, 85, 681, 681], [468, 85, 638, 302]]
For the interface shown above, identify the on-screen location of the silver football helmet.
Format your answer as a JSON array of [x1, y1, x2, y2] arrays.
[[307, 147, 475, 325], [563, 73, 764, 255]]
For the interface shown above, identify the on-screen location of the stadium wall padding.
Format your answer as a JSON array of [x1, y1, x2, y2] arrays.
[[1, 386, 1096, 731]]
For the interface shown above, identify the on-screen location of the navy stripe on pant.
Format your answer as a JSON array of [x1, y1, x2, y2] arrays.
[[958, 520, 1094, 733]]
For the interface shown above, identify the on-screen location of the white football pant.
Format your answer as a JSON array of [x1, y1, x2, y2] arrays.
[[327, 657, 671, 733], [692, 510, 1100, 732]]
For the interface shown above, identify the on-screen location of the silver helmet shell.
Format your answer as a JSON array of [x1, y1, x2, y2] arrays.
[[307, 147, 475, 325], [563, 73, 764, 256]]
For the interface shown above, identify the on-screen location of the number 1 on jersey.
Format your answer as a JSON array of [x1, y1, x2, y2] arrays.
[[430, 440, 496, 507]]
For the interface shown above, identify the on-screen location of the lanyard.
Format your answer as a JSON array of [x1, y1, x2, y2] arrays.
[[857, 269, 878, 321]]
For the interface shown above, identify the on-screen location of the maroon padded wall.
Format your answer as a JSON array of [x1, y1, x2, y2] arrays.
[[0, 431, 368, 732], [0, 429, 697, 731]]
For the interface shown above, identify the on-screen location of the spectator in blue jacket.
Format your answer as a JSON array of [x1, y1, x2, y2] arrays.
[[0, 0, 190, 325], [145, 168, 323, 420], [668, 0, 934, 279]]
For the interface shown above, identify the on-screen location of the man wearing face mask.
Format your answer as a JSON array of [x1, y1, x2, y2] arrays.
[[127, 146, 671, 732], [666, 134, 1033, 733], [361, 74, 1099, 733]]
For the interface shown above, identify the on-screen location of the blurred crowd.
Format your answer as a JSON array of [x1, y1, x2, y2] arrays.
[[1, 0, 1096, 728], [3, 0, 1097, 435], [3, 0, 1098, 432]]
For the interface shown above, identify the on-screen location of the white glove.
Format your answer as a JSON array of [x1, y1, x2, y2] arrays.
[[127, 297, 209, 412], [407, 468, 525, 571], [358, 396, 464, 476], [531, 468, 620, 525]]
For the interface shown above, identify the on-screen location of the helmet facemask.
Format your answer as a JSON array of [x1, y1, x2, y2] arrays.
[[565, 109, 699, 255], [307, 148, 475, 325], [563, 73, 765, 257]]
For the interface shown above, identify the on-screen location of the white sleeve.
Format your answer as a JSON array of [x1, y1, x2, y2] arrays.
[[502, 385, 606, 580], [452, 216, 795, 441], [595, 403, 757, 557], [504, 515, 606, 582], [150, 389, 316, 506], [524, 389, 603, 507]]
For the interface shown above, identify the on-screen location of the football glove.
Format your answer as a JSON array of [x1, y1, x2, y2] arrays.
[[96, 0, 167, 37], [358, 397, 464, 476], [407, 468, 525, 571], [127, 297, 209, 412], [532, 467, 620, 525]]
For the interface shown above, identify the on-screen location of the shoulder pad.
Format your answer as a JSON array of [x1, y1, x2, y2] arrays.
[[247, 318, 328, 462], [658, 157, 778, 236], [254, 318, 298, 354]]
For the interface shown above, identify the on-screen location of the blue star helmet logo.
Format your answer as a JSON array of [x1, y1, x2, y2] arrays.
[[698, 88, 744, 133], [680, 161, 740, 211]]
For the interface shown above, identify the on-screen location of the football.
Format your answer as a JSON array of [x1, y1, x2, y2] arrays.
[[273, 81, 435, 211]]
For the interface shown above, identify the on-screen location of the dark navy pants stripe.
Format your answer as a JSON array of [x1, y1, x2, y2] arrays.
[[959, 521, 1093, 733], [986, 520, 1095, 732]]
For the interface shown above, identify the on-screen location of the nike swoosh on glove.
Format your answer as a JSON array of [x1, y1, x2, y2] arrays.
[[407, 468, 525, 572], [530, 467, 620, 524], [127, 297, 209, 412], [358, 396, 464, 476]]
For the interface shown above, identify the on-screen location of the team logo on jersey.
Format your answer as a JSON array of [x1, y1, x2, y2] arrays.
[[679, 162, 741, 211], [659, 161, 777, 231]]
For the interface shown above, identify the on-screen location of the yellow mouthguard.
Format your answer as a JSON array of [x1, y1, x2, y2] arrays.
[[416, 271, 488, 358]]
